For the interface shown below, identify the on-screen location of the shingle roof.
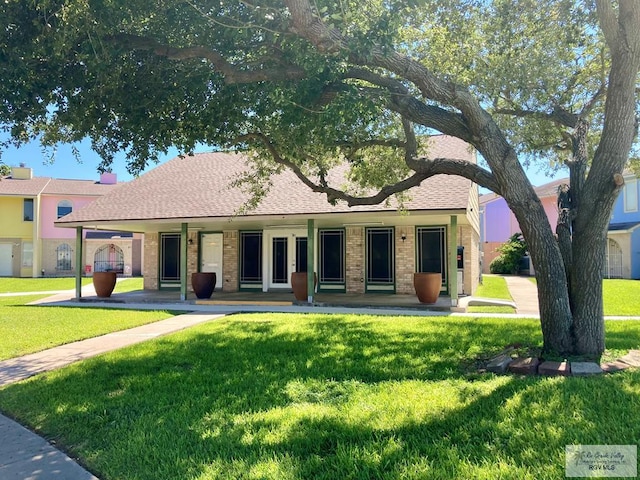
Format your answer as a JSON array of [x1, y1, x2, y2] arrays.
[[58, 135, 475, 225], [480, 177, 570, 205], [42, 179, 121, 196], [609, 222, 640, 232], [0, 176, 51, 196], [0, 176, 121, 197]]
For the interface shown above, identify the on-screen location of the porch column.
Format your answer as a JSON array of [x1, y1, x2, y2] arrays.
[[75, 226, 83, 299], [180, 223, 188, 301], [307, 219, 315, 303], [449, 215, 458, 306]]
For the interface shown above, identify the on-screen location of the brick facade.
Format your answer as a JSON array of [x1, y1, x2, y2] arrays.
[[345, 227, 365, 293], [395, 228, 415, 294], [143, 233, 159, 290], [143, 222, 480, 297], [40, 238, 135, 277], [223, 230, 238, 292]]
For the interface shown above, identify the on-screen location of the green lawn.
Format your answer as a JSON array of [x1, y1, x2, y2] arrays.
[[0, 276, 144, 294], [603, 279, 640, 316], [0, 313, 638, 480], [0, 295, 175, 361], [469, 277, 640, 316], [0, 277, 92, 293], [467, 275, 515, 314]]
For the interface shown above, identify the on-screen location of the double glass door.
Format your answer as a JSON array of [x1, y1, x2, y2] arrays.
[[267, 230, 307, 289]]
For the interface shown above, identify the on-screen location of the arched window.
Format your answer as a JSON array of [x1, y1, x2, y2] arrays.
[[94, 244, 124, 273], [57, 200, 73, 219], [56, 243, 72, 271]]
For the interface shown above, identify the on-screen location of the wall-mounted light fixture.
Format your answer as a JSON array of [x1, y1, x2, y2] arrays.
[[401, 232, 407, 242], [188, 238, 194, 245]]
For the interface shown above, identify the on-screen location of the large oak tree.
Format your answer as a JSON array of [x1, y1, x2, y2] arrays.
[[1, 0, 638, 355]]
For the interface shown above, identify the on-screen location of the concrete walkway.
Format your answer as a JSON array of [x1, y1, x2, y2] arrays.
[[0, 311, 224, 480], [503, 276, 540, 316]]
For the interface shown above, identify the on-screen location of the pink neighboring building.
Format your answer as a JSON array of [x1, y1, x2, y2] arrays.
[[480, 178, 567, 274], [0, 166, 142, 277]]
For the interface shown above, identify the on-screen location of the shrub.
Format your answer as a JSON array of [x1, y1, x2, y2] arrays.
[[490, 233, 527, 274]]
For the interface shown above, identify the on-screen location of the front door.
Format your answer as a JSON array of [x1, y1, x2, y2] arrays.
[[0, 243, 13, 276], [160, 233, 181, 287], [200, 233, 223, 290], [265, 230, 307, 290]]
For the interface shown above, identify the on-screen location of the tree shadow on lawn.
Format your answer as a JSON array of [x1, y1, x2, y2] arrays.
[[0, 314, 638, 479]]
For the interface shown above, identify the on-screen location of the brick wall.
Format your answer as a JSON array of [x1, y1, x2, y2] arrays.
[[223, 230, 238, 292], [395, 228, 415, 294], [345, 227, 364, 293], [40, 238, 134, 277], [143, 233, 158, 290]]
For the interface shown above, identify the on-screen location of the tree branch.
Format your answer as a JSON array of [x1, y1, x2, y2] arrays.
[[493, 106, 579, 128], [345, 68, 474, 141], [236, 132, 499, 206], [107, 33, 307, 83]]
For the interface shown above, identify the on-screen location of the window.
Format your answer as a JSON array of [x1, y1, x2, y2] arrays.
[[416, 226, 446, 286], [295, 237, 308, 272], [22, 242, 33, 268], [23, 198, 34, 221], [366, 227, 395, 287], [56, 243, 72, 271], [624, 178, 638, 213], [240, 231, 262, 284], [57, 200, 73, 219], [319, 229, 345, 285]]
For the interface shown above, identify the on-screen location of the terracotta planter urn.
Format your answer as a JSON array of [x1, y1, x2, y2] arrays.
[[191, 272, 216, 299], [413, 272, 442, 304], [93, 271, 117, 298], [291, 272, 317, 302]]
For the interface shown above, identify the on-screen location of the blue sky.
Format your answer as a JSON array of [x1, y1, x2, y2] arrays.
[[0, 137, 567, 188]]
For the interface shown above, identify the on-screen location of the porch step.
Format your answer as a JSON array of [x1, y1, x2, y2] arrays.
[[195, 300, 294, 306]]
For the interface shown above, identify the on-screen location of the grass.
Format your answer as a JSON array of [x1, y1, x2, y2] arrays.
[[0, 277, 92, 292], [467, 275, 515, 314], [603, 279, 640, 316], [0, 295, 175, 361], [470, 276, 640, 316], [0, 276, 144, 294], [0, 313, 638, 480]]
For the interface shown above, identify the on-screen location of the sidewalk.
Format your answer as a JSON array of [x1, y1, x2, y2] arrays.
[[0, 311, 224, 480], [503, 276, 540, 316]]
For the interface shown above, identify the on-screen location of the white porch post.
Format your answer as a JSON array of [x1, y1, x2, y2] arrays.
[[75, 226, 83, 299], [449, 215, 458, 306], [307, 219, 315, 302], [180, 223, 188, 301]]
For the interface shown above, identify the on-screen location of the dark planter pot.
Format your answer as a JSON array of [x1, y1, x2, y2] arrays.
[[93, 271, 117, 298], [191, 272, 216, 299], [291, 272, 317, 302], [413, 272, 442, 304]]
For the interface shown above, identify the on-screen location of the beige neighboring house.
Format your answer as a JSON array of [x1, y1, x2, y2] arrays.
[[56, 135, 480, 303]]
